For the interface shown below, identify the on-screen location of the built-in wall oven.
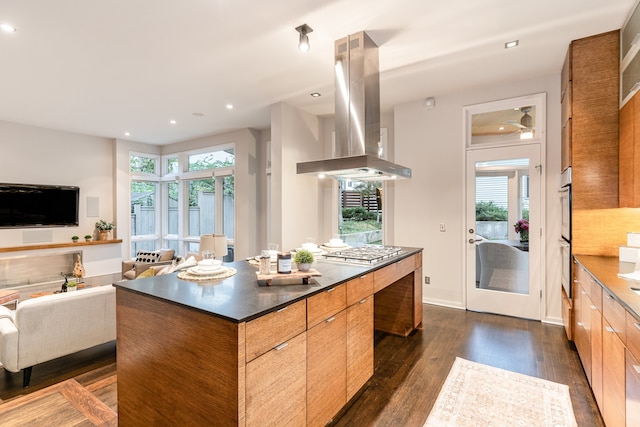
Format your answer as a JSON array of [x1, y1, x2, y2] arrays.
[[559, 167, 572, 297]]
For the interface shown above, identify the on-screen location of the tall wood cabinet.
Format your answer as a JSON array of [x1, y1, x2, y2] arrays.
[[562, 31, 620, 210], [619, 90, 640, 207]]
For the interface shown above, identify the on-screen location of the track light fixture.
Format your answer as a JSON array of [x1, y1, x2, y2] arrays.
[[295, 24, 313, 52]]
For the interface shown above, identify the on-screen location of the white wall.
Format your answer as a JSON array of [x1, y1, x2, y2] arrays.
[[270, 103, 324, 251], [0, 120, 115, 247], [393, 74, 562, 323]]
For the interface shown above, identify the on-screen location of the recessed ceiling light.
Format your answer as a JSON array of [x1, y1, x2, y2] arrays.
[[226, 104, 233, 110], [169, 119, 177, 125], [124, 132, 130, 136], [310, 92, 321, 97], [0, 24, 16, 33], [505, 40, 519, 49]]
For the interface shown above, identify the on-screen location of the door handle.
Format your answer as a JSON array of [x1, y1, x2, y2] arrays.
[[468, 239, 481, 244]]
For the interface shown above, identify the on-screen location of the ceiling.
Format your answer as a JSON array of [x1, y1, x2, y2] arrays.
[[0, 0, 635, 145]]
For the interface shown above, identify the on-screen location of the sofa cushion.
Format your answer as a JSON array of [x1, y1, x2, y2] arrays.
[[158, 249, 175, 262], [123, 269, 137, 280], [136, 268, 155, 279], [135, 250, 161, 263]]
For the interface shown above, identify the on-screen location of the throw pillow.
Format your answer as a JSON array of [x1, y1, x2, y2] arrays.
[[136, 268, 155, 279], [158, 248, 175, 261], [135, 250, 160, 263]]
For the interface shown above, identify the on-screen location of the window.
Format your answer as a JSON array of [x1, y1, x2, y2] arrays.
[[338, 179, 382, 246], [465, 93, 545, 148], [475, 159, 529, 240], [130, 154, 159, 255], [129, 147, 235, 259]]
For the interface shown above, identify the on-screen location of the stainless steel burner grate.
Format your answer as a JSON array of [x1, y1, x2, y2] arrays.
[[322, 246, 402, 264]]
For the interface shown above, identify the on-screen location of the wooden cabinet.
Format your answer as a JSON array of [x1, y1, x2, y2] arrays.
[[347, 273, 373, 306], [245, 299, 306, 362], [307, 309, 347, 427], [346, 296, 374, 400], [374, 253, 422, 336], [307, 284, 346, 328], [591, 301, 603, 410], [561, 44, 572, 171], [603, 317, 626, 427], [626, 348, 640, 427], [619, 90, 640, 207], [627, 311, 640, 359], [245, 332, 307, 426], [562, 31, 620, 209], [573, 278, 592, 383], [561, 287, 572, 340]]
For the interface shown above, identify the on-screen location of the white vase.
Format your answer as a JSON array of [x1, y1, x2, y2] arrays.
[[67, 286, 77, 292], [298, 263, 311, 272]]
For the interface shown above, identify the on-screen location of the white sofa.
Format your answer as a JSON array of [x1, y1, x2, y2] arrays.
[[0, 285, 116, 387]]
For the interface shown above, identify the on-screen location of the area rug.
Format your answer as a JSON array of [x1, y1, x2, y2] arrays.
[[424, 357, 577, 427]]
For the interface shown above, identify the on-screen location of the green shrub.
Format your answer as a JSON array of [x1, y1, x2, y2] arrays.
[[476, 201, 508, 221], [342, 207, 377, 221]]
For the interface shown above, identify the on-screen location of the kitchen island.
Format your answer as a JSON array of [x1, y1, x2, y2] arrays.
[[114, 247, 422, 426]]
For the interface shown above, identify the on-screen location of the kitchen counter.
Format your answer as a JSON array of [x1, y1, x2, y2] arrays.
[[114, 247, 423, 425], [573, 254, 640, 321], [113, 246, 422, 323]]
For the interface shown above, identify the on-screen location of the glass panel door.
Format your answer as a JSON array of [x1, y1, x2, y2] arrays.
[[466, 144, 541, 320]]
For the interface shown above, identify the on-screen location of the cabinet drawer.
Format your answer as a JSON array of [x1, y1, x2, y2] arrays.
[[245, 299, 306, 362], [603, 291, 627, 344], [590, 278, 602, 311], [346, 274, 373, 306], [307, 284, 346, 329], [373, 254, 416, 293], [627, 311, 640, 361]]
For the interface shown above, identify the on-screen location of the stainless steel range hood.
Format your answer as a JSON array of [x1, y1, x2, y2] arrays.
[[296, 31, 411, 181]]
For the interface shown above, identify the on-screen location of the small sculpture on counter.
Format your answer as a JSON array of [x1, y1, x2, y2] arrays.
[[61, 273, 68, 293], [73, 254, 85, 282]]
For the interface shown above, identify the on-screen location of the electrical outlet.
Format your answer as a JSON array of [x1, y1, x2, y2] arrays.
[[439, 223, 446, 232], [425, 276, 430, 285]]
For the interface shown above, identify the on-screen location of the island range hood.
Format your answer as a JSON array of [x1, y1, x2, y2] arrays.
[[296, 31, 411, 181]]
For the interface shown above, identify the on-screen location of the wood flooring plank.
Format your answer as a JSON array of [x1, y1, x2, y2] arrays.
[[0, 304, 603, 426]]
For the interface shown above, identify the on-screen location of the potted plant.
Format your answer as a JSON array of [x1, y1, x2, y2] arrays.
[[71, 235, 79, 243], [84, 234, 92, 242], [67, 280, 78, 291], [294, 249, 314, 272], [95, 220, 115, 240]]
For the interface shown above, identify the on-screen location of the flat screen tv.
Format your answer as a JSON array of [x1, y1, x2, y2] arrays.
[[0, 183, 80, 228]]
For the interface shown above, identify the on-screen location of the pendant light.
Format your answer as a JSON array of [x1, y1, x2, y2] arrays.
[[295, 24, 313, 52]]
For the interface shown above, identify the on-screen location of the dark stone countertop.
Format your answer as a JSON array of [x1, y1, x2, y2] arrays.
[[113, 247, 422, 323], [574, 254, 640, 321]]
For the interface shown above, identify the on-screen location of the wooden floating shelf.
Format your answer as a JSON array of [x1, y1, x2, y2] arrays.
[[0, 239, 123, 254]]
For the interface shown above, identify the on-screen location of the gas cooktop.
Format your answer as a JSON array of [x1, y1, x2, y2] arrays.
[[322, 246, 402, 265]]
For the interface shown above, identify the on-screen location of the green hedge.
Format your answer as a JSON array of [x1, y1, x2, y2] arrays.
[[342, 207, 377, 221]]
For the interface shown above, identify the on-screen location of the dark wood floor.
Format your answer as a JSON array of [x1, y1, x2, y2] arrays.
[[0, 304, 602, 426]]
